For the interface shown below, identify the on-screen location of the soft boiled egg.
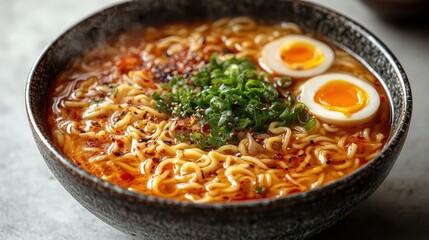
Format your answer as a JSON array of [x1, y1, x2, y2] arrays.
[[260, 35, 334, 78], [300, 73, 380, 126]]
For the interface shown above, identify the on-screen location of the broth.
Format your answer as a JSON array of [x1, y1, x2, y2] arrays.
[[47, 17, 390, 203]]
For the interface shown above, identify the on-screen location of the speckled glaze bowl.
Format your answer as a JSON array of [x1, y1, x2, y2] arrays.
[[25, 0, 412, 239]]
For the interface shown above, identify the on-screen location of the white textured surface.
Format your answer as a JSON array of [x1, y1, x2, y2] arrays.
[[0, 0, 428, 239]]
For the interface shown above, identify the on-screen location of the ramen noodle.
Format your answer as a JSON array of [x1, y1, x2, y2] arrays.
[[47, 17, 390, 203]]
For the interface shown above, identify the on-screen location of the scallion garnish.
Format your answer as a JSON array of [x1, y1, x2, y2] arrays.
[[153, 53, 314, 149], [254, 185, 266, 194]]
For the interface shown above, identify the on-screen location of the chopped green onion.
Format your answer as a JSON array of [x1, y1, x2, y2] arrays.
[[153, 53, 314, 149], [254, 185, 266, 194], [90, 98, 104, 105]]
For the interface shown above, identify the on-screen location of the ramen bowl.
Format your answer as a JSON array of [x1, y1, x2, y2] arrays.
[[25, 0, 411, 239]]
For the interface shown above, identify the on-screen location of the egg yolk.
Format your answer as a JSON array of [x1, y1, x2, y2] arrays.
[[280, 42, 324, 70], [314, 80, 369, 117]]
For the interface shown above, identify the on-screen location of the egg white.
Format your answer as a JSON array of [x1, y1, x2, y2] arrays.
[[260, 35, 334, 78], [300, 73, 380, 126]]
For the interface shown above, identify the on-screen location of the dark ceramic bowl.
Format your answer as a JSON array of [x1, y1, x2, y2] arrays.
[[25, 0, 412, 239]]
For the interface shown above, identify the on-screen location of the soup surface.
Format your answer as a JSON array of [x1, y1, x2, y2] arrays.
[[48, 17, 390, 203]]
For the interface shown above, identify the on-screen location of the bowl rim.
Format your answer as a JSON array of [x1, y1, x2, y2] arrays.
[[25, 0, 412, 210]]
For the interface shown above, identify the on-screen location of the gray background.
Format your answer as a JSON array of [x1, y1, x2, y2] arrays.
[[1, 0, 428, 239]]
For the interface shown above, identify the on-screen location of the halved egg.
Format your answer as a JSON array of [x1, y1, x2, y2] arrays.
[[300, 73, 380, 126], [260, 35, 334, 78]]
